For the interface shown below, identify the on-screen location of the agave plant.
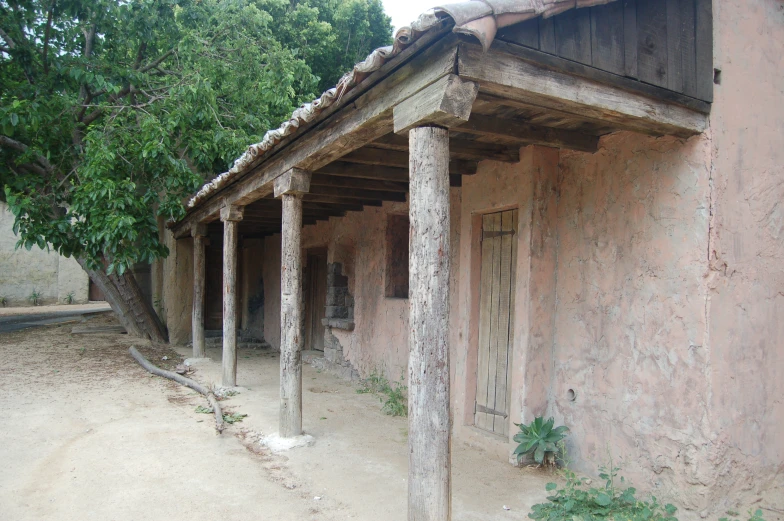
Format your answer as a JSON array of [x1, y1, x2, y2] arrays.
[[513, 416, 569, 465]]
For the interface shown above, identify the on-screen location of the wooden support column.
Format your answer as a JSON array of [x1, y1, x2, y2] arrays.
[[191, 223, 208, 359], [220, 204, 244, 387], [395, 74, 478, 521], [274, 168, 311, 437]]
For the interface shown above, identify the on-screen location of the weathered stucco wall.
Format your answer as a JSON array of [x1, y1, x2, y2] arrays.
[[162, 230, 193, 345], [703, 0, 784, 511], [553, 131, 713, 510], [0, 201, 89, 306]]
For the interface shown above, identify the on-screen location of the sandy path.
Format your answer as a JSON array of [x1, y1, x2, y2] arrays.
[[0, 316, 344, 521], [0, 314, 553, 520]]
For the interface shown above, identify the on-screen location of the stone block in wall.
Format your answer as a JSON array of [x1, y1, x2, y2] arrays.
[[326, 263, 348, 288], [326, 286, 349, 306], [325, 305, 349, 319]]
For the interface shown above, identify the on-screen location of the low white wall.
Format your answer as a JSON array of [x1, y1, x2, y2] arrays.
[[0, 201, 89, 306]]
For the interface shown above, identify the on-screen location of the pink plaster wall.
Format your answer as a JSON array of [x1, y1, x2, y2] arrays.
[[548, 1, 784, 514], [553, 131, 713, 510], [261, 191, 461, 384], [703, 0, 784, 511]]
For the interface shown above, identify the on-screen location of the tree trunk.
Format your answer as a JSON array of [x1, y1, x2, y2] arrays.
[[77, 258, 168, 343]]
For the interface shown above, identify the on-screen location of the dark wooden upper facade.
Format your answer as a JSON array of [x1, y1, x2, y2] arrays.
[[496, 0, 713, 107]]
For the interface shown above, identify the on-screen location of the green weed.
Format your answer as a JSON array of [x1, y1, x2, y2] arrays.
[[356, 369, 407, 417]]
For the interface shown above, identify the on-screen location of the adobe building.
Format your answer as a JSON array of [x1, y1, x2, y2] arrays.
[[157, 0, 783, 517]]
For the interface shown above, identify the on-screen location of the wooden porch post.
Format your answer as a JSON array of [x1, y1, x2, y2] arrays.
[[394, 74, 478, 521], [274, 168, 312, 437], [191, 223, 208, 358], [221, 204, 244, 387]]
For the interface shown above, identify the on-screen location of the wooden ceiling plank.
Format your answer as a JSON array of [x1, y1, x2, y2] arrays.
[[456, 113, 599, 152], [340, 147, 478, 175]]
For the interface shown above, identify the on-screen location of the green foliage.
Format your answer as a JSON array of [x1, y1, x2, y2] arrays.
[[222, 412, 247, 424], [195, 405, 213, 414], [530, 454, 679, 521], [28, 289, 41, 306], [514, 416, 569, 465], [356, 368, 408, 417], [258, 0, 393, 92], [0, 296, 7, 307], [64, 291, 75, 304], [3, 0, 373, 275], [720, 510, 766, 521]]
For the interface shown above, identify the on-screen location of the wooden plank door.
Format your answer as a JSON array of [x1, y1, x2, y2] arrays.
[[304, 253, 327, 351], [475, 209, 518, 436]]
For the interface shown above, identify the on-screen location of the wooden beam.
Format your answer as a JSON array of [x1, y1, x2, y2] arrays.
[[278, 188, 305, 437], [455, 113, 599, 153], [191, 224, 208, 359], [407, 126, 451, 521], [311, 172, 408, 192], [274, 168, 311, 197], [316, 160, 464, 187], [303, 194, 383, 207], [247, 198, 364, 213], [373, 133, 520, 163], [341, 147, 478, 175], [393, 73, 479, 134], [220, 204, 243, 387], [457, 41, 708, 138], [171, 36, 460, 238], [311, 184, 406, 202]]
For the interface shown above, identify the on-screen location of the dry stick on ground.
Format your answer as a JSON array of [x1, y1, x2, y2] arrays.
[[129, 346, 225, 433]]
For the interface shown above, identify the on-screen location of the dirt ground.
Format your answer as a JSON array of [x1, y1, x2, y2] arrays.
[[0, 313, 553, 520]]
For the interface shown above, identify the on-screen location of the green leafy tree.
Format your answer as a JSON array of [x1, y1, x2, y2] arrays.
[[258, 0, 393, 91], [0, 0, 317, 340]]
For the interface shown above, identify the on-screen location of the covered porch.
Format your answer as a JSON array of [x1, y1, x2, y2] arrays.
[[166, 1, 712, 518], [173, 342, 554, 521]]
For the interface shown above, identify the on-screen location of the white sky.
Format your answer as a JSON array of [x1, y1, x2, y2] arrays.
[[382, 0, 434, 33]]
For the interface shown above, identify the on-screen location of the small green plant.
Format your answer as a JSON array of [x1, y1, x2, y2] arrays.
[[0, 296, 7, 307], [222, 412, 247, 424], [356, 369, 386, 394], [356, 368, 408, 417], [514, 416, 569, 466], [63, 291, 75, 304], [530, 449, 679, 521], [381, 375, 408, 417], [720, 510, 766, 521], [195, 405, 213, 414], [28, 289, 42, 306]]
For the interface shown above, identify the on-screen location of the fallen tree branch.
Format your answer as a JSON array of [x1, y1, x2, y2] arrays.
[[129, 346, 224, 433]]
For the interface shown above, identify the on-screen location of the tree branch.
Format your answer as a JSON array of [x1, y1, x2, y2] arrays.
[[140, 49, 174, 73], [0, 27, 16, 50], [42, 1, 55, 75], [0, 135, 59, 177]]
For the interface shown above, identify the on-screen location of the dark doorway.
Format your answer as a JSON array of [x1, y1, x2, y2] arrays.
[[205, 244, 223, 330], [304, 251, 328, 351], [88, 279, 105, 301]]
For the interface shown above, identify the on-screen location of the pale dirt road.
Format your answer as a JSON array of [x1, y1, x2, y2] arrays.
[[0, 313, 552, 521]]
